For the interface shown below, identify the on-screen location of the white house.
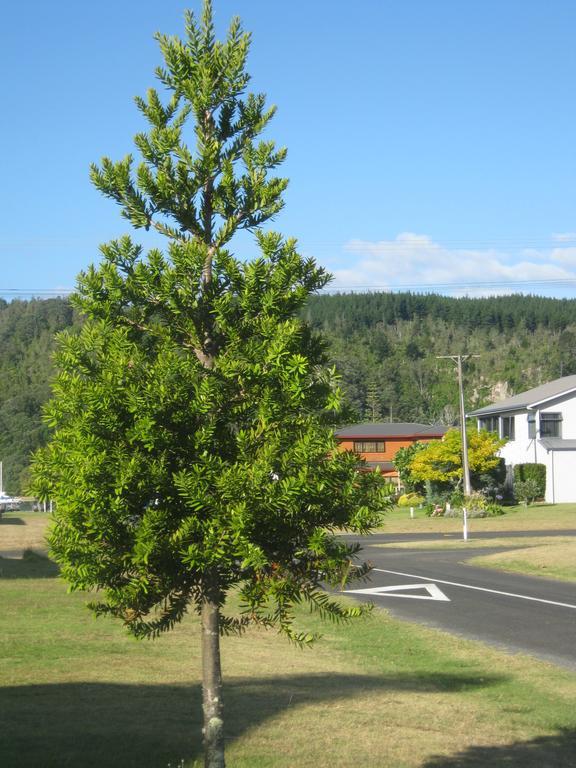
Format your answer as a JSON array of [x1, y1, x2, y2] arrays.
[[468, 374, 576, 503]]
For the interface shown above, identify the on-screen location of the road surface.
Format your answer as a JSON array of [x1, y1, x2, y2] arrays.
[[342, 531, 576, 670]]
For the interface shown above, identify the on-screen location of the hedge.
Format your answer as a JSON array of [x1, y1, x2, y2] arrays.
[[513, 463, 546, 499]]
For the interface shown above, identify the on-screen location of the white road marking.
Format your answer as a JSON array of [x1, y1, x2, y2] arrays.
[[346, 582, 450, 602], [373, 568, 576, 611]]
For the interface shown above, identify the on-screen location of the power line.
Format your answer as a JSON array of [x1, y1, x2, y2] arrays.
[[0, 289, 74, 296], [324, 278, 576, 292], [2, 237, 576, 250], [3, 275, 576, 298]]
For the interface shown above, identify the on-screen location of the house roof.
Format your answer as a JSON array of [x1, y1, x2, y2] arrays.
[[539, 438, 576, 451], [335, 422, 448, 439], [468, 375, 576, 417]]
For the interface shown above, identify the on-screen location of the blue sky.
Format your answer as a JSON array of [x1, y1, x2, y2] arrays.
[[1, 0, 575, 298]]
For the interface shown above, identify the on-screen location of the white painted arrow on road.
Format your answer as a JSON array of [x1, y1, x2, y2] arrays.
[[345, 583, 451, 602]]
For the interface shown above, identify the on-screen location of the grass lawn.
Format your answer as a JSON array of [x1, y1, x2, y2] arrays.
[[0, 512, 50, 555], [381, 502, 576, 534], [375, 535, 576, 551], [469, 541, 576, 582], [2, 516, 576, 766]]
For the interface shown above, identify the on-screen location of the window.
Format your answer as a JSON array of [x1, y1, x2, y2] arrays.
[[528, 413, 536, 438], [479, 416, 498, 433], [354, 441, 385, 453], [540, 412, 562, 438], [501, 415, 515, 440]]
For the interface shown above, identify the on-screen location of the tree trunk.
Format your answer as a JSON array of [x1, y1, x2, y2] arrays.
[[202, 588, 225, 768]]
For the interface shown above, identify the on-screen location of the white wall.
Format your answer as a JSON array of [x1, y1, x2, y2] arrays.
[[477, 391, 576, 503], [547, 451, 576, 503]]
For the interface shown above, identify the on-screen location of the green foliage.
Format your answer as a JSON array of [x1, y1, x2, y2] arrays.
[[0, 298, 78, 493], [397, 492, 424, 507], [484, 502, 506, 517], [364, 378, 382, 421], [304, 292, 576, 422], [514, 478, 542, 506], [427, 491, 505, 518], [474, 458, 508, 500], [9, 289, 576, 492], [408, 428, 506, 488], [31, 3, 391, 645], [449, 489, 465, 508], [393, 442, 426, 491], [514, 463, 546, 500], [459, 492, 497, 518]]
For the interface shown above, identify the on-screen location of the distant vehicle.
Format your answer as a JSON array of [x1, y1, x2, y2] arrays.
[[0, 461, 21, 516], [0, 491, 21, 515]]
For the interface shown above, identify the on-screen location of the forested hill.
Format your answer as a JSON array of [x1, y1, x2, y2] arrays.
[[0, 298, 78, 493], [304, 292, 576, 425], [305, 292, 576, 334], [2, 292, 576, 493]]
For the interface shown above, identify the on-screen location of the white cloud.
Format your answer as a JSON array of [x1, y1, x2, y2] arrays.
[[325, 233, 576, 296], [552, 233, 576, 243], [550, 247, 576, 266]]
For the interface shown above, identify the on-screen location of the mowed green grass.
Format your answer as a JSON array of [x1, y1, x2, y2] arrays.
[[469, 540, 576, 582], [2, 531, 576, 765], [381, 502, 576, 534]]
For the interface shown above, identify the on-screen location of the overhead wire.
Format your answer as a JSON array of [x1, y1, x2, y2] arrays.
[[3, 275, 576, 298]]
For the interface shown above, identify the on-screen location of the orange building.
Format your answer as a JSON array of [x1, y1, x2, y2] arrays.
[[335, 422, 447, 484]]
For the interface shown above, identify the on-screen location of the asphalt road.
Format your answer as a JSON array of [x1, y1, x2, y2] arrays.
[[342, 531, 576, 671]]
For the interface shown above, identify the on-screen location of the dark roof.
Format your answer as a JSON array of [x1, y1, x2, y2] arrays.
[[335, 422, 448, 439], [468, 375, 576, 417]]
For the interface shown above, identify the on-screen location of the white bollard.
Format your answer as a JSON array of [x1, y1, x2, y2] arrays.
[[410, 506, 414, 519], [463, 506, 468, 541]]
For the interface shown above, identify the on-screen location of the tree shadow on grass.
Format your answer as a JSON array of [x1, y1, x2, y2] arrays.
[[0, 671, 507, 768], [0, 551, 59, 579], [423, 728, 576, 768], [0, 516, 25, 525]]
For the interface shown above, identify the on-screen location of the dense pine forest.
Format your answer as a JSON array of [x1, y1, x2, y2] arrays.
[[304, 292, 576, 425], [1, 292, 576, 493], [0, 299, 77, 493]]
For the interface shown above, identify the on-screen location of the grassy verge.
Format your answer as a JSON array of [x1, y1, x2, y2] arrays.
[[374, 535, 576, 551], [2, 521, 576, 766], [380, 503, 576, 534], [470, 540, 576, 582]]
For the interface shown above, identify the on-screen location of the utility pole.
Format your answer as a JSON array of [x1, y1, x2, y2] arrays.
[[436, 355, 480, 498]]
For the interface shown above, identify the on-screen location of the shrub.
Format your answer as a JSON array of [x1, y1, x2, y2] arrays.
[[423, 502, 436, 517], [474, 458, 507, 500], [443, 506, 460, 518], [397, 492, 425, 507], [514, 463, 545, 499], [449, 489, 465, 508], [462, 492, 489, 518], [484, 502, 505, 517], [515, 478, 541, 505], [427, 483, 453, 506], [446, 492, 505, 518]]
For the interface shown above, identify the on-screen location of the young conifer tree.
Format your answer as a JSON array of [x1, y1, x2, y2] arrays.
[[32, 3, 391, 765]]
